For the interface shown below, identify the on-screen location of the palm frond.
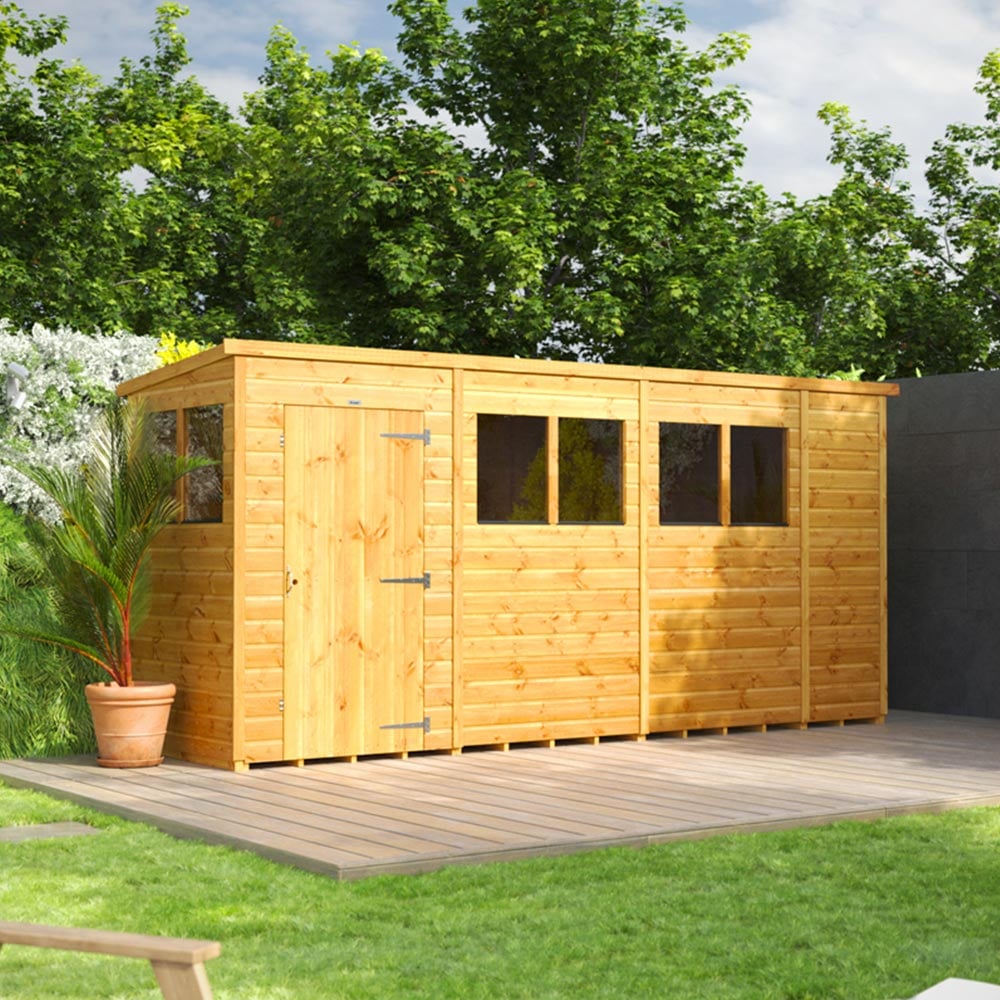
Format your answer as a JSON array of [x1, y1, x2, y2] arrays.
[[0, 398, 216, 686], [0, 622, 119, 682]]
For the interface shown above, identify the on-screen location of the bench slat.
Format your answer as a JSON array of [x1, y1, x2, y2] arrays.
[[0, 921, 221, 964]]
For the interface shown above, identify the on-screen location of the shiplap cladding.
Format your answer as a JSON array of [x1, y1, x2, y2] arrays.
[[119, 341, 894, 769], [459, 370, 642, 747], [807, 392, 887, 722], [647, 385, 804, 734], [125, 355, 236, 766]]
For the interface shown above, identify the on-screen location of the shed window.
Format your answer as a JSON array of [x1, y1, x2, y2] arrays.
[[659, 423, 719, 524], [558, 418, 623, 524], [731, 426, 786, 525], [477, 415, 624, 524], [151, 409, 177, 458], [150, 410, 180, 518], [477, 414, 547, 522], [184, 405, 224, 523]]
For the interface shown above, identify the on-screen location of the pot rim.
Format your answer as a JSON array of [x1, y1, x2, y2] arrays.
[[85, 681, 177, 702]]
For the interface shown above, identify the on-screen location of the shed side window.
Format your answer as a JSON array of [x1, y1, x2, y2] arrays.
[[477, 414, 547, 522], [558, 418, 623, 524], [184, 405, 224, 523], [731, 426, 785, 525], [659, 423, 719, 524], [150, 409, 179, 514], [151, 409, 177, 458]]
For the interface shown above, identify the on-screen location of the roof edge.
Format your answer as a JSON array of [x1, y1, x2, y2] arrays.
[[116, 344, 229, 396], [119, 338, 900, 397]]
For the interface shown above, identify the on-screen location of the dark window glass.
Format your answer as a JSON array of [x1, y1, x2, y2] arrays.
[[477, 414, 547, 522], [731, 426, 785, 525], [659, 423, 719, 524], [558, 418, 623, 524], [185, 405, 224, 523], [150, 410, 179, 515], [151, 409, 177, 458]]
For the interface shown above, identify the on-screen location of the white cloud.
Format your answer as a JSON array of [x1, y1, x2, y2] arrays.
[[687, 0, 1000, 199], [191, 66, 261, 113], [14, 0, 1000, 205], [16, 0, 395, 84], [17, 0, 158, 79]]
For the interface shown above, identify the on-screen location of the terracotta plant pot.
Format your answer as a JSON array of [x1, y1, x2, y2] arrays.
[[85, 682, 177, 768]]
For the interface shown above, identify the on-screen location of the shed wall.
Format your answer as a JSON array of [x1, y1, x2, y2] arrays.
[[458, 370, 642, 746], [122, 343, 892, 768], [648, 385, 803, 733], [808, 393, 886, 722], [130, 356, 236, 767], [238, 356, 454, 762]]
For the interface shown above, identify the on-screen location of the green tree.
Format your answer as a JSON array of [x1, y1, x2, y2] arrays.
[[96, 3, 252, 340], [0, 3, 125, 331], [661, 87, 1000, 382], [393, 0, 754, 365], [922, 49, 1000, 372], [0, 2, 248, 340], [238, 0, 754, 358], [5, 1, 1000, 379], [750, 103, 986, 379]]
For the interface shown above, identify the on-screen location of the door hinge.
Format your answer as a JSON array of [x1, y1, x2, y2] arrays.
[[279, 699, 285, 713], [379, 572, 430, 589], [380, 429, 430, 445], [380, 716, 431, 733], [279, 433, 284, 449]]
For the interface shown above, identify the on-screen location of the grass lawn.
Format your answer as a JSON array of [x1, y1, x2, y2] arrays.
[[1, 783, 999, 999]]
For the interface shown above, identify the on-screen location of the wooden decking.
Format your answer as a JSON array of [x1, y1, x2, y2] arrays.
[[2, 711, 999, 880]]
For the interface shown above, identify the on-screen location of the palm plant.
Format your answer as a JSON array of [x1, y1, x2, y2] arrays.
[[0, 398, 213, 687]]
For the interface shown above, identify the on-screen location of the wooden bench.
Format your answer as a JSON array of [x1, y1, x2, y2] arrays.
[[0, 921, 221, 999]]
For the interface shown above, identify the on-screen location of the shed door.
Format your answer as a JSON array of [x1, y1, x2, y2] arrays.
[[283, 405, 425, 760]]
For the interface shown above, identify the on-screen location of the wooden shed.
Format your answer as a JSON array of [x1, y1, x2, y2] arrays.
[[117, 340, 897, 770]]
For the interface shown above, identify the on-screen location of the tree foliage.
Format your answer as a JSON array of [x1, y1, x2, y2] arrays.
[[387, 0, 753, 362], [0, 3, 243, 339], [753, 103, 991, 379], [1, 1, 1000, 377]]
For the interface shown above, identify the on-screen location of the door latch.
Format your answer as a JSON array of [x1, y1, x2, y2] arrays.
[[380, 717, 431, 733], [378, 572, 430, 589]]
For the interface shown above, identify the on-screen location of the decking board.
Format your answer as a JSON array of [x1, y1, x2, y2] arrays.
[[2, 711, 998, 879]]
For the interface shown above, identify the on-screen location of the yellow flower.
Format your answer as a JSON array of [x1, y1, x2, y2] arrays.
[[156, 332, 208, 366]]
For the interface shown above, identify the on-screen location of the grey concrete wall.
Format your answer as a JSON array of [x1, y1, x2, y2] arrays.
[[888, 371, 1000, 718]]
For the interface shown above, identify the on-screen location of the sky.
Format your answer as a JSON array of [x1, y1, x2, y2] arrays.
[[13, 0, 1000, 201]]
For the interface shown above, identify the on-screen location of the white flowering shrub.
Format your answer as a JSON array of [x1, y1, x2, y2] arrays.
[[0, 322, 162, 517]]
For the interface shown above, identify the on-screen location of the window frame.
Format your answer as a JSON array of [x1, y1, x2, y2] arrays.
[[656, 420, 788, 529], [475, 412, 626, 527], [150, 402, 225, 525]]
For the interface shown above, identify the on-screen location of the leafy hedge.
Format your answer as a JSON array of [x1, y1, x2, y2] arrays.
[[0, 502, 99, 759], [0, 323, 162, 516]]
